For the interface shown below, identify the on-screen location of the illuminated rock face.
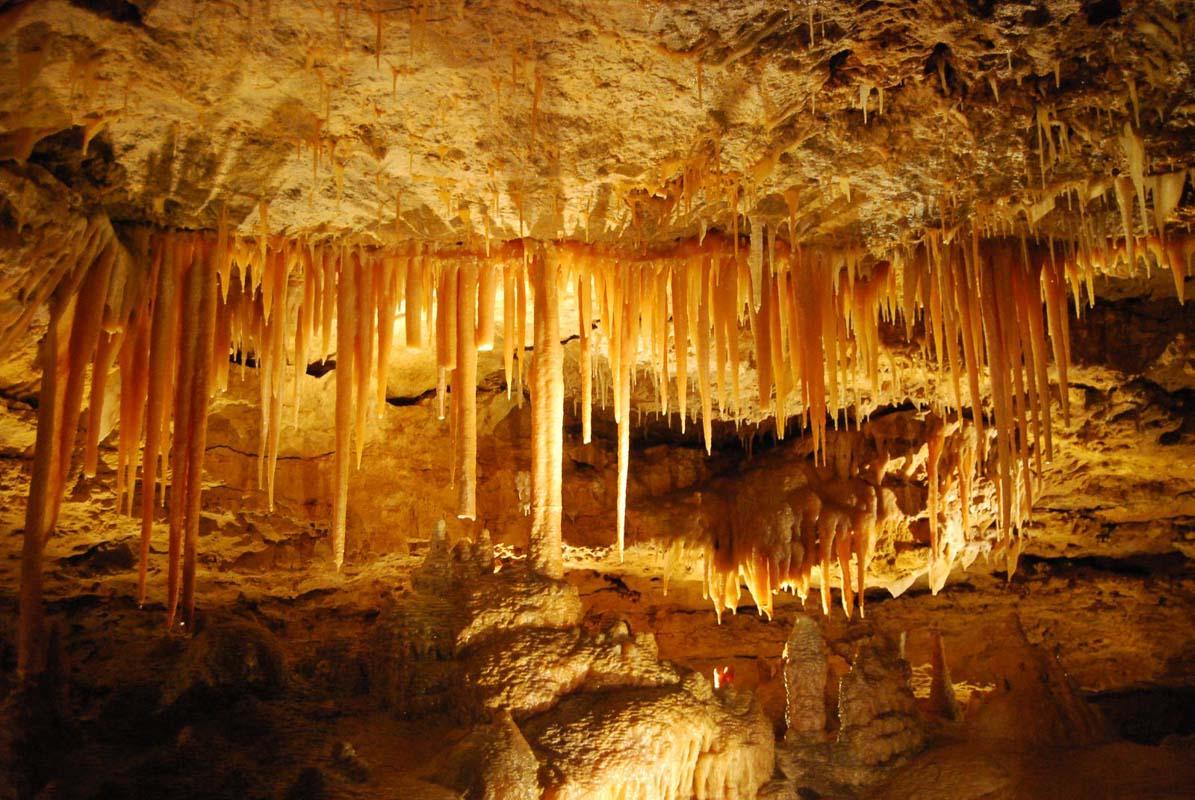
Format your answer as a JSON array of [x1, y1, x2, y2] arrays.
[[783, 615, 827, 741], [1, 0, 1195, 797], [370, 535, 774, 798]]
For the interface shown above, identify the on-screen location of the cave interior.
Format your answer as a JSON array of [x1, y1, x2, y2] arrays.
[[2, 0, 1195, 798]]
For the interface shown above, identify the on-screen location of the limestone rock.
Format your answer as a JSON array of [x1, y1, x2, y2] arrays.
[[160, 618, 286, 707], [783, 613, 828, 742], [462, 620, 680, 718], [523, 672, 774, 800], [835, 633, 925, 767], [966, 614, 1109, 747], [436, 710, 540, 800]]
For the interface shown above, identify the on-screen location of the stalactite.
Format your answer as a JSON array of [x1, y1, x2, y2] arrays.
[[503, 256, 516, 396], [455, 259, 478, 520], [375, 253, 400, 410], [138, 235, 181, 604], [16, 218, 110, 676], [18, 289, 73, 678], [692, 256, 713, 452], [174, 239, 217, 630], [116, 306, 150, 514], [82, 330, 116, 477], [165, 241, 202, 627], [405, 247, 424, 348], [926, 417, 945, 562], [578, 259, 593, 444], [670, 260, 689, 435], [353, 249, 376, 465], [529, 247, 564, 578], [476, 259, 497, 351], [54, 239, 116, 503], [293, 247, 313, 425], [515, 255, 528, 403], [332, 248, 355, 570]]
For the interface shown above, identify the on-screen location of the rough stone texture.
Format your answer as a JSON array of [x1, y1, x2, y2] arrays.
[[436, 710, 540, 800], [782, 613, 827, 741], [523, 672, 775, 800], [462, 621, 681, 718], [965, 614, 1109, 748], [835, 632, 925, 767], [2, 0, 1192, 246], [160, 617, 287, 707]]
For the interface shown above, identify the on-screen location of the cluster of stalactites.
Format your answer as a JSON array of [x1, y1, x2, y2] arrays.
[[24, 214, 1195, 638], [12, 216, 222, 675], [677, 418, 980, 623], [690, 476, 890, 625]]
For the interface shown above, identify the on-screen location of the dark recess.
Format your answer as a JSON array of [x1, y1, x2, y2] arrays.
[[66, 0, 144, 24], [1089, 688, 1195, 744], [1083, 0, 1122, 26]]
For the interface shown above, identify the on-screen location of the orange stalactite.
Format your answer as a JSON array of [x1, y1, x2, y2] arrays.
[[166, 242, 203, 628], [17, 219, 112, 677], [670, 260, 689, 435], [176, 240, 218, 630], [578, 259, 593, 444], [694, 256, 713, 454], [615, 267, 640, 560], [436, 258, 457, 373], [332, 248, 356, 570], [18, 290, 73, 679], [138, 235, 181, 604], [353, 249, 376, 467], [376, 254, 399, 411], [503, 257, 517, 397], [476, 259, 497, 351], [515, 256, 528, 403], [405, 247, 425, 349]]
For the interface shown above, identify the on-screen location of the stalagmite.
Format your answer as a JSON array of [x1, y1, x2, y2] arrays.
[[455, 260, 478, 520], [929, 628, 961, 721], [529, 247, 564, 578]]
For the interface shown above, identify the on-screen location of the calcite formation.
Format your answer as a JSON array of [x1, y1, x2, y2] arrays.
[[1, 0, 1194, 796], [372, 525, 774, 798]]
